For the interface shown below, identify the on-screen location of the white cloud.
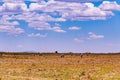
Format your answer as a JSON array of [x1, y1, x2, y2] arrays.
[[52, 26, 66, 33], [28, 21, 66, 33], [28, 21, 51, 30], [0, 0, 118, 27], [0, 0, 119, 36], [0, 19, 19, 26], [51, 23, 66, 33], [1, 15, 13, 20], [0, 19, 24, 35], [0, 0, 119, 21], [69, 26, 81, 30], [0, 0, 44, 3], [61, 2, 114, 20], [88, 32, 104, 39], [29, 0, 114, 21], [0, 25, 24, 35], [55, 0, 102, 2], [28, 33, 48, 37], [0, 2, 28, 15], [11, 12, 65, 23], [25, 0, 44, 2], [99, 1, 120, 11], [74, 38, 84, 43], [29, 2, 45, 11], [0, 0, 24, 3], [74, 32, 104, 43]]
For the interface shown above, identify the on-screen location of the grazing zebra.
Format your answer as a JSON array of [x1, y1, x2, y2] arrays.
[[60, 54, 65, 58], [80, 54, 83, 58], [0, 53, 2, 58]]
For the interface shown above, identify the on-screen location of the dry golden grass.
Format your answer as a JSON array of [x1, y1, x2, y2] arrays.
[[0, 53, 120, 80]]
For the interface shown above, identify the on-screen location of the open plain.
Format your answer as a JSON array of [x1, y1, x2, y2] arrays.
[[0, 52, 120, 80]]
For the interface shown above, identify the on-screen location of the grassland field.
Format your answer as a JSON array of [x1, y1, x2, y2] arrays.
[[0, 52, 120, 80]]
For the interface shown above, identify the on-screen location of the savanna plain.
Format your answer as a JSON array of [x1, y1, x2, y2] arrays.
[[0, 52, 120, 80]]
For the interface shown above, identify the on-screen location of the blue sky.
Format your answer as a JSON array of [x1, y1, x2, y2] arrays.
[[0, 0, 120, 53]]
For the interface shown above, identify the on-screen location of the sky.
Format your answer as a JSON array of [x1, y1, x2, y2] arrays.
[[0, 0, 120, 53]]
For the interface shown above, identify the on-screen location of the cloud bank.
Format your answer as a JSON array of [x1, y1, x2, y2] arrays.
[[0, 0, 120, 35]]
